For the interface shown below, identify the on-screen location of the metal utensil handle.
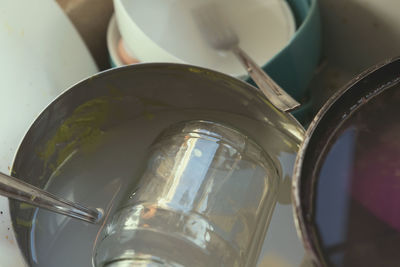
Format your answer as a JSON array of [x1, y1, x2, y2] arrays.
[[0, 172, 103, 224], [232, 46, 300, 112]]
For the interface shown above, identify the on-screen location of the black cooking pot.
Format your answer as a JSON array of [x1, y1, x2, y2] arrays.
[[293, 57, 400, 266]]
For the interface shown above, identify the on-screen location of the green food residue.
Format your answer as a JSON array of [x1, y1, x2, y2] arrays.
[[188, 67, 225, 82], [38, 95, 123, 175], [19, 203, 34, 210], [36, 87, 176, 177], [16, 218, 33, 228]]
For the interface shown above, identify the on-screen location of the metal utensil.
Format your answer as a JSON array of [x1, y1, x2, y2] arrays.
[[192, 3, 300, 112], [0, 171, 102, 224]]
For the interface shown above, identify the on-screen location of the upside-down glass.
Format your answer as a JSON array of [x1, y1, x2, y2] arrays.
[[94, 120, 280, 267]]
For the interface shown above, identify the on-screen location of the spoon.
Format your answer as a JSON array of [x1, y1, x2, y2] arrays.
[[192, 2, 300, 112], [0, 171, 103, 224]]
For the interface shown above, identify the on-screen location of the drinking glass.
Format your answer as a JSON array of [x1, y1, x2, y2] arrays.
[[94, 120, 280, 267]]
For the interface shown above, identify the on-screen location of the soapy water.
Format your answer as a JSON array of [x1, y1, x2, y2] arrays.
[[26, 109, 300, 267]]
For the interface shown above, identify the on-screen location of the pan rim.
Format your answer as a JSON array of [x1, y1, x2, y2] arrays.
[[292, 56, 400, 266]]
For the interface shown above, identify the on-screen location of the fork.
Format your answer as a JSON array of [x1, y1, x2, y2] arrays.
[[192, 3, 300, 112]]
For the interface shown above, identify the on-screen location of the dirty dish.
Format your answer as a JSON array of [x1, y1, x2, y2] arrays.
[[9, 63, 306, 267], [113, 0, 296, 78], [112, 0, 321, 109], [0, 0, 98, 265]]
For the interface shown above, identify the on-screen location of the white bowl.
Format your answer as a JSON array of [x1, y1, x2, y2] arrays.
[[0, 0, 98, 266], [113, 0, 296, 77]]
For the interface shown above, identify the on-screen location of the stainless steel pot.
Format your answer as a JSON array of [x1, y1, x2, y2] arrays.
[[9, 63, 304, 266], [9, 58, 400, 266]]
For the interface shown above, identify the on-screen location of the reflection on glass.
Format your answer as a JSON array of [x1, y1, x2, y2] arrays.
[[94, 120, 280, 267], [314, 84, 400, 267]]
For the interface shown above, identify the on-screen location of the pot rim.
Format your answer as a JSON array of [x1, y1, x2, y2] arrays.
[[291, 56, 400, 266]]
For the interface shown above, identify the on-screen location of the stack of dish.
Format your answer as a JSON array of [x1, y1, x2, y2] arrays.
[[107, 0, 321, 121], [109, 0, 296, 76]]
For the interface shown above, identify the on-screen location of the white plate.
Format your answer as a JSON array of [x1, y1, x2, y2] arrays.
[[107, 14, 124, 67], [114, 0, 296, 77], [0, 0, 98, 266]]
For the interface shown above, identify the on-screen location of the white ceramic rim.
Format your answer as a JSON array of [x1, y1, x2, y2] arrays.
[[113, 0, 296, 77]]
